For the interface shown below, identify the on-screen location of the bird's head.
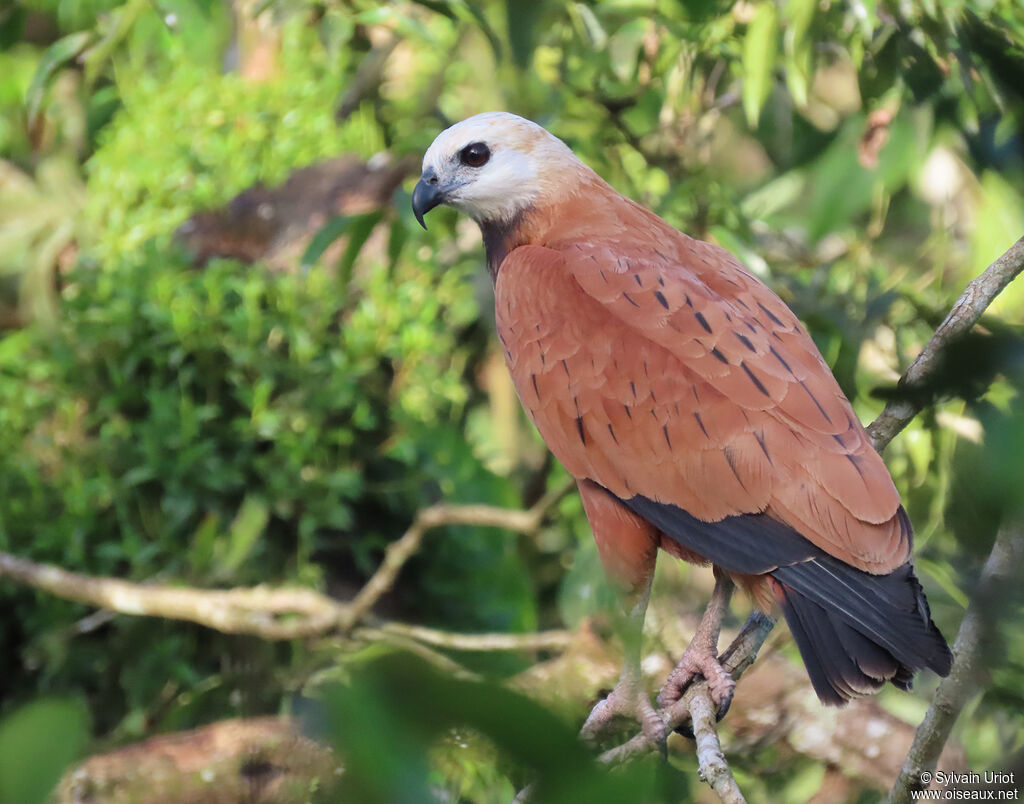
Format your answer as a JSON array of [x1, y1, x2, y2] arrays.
[[412, 112, 585, 229]]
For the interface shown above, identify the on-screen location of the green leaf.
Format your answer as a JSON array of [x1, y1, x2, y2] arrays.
[[969, 172, 1024, 317], [571, 3, 608, 51], [435, 0, 504, 61], [324, 653, 674, 804], [0, 6, 26, 50], [25, 31, 95, 125], [189, 513, 221, 575], [608, 20, 645, 82], [336, 211, 384, 291], [741, 2, 779, 129], [220, 495, 270, 574], [0, 698, 89, 804], [81, 0, 147, 89], [917, 557, 969, 609], [782, 0, 815, 107], [506, 0, 546, 69], [301, 215, 353, 269], [387, 215, 409, 271]]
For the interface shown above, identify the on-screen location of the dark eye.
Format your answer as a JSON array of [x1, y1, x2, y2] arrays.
[[459, 142, 490, 168]]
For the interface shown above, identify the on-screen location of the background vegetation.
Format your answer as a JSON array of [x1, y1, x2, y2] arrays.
[[0, 0, 1023, 801]]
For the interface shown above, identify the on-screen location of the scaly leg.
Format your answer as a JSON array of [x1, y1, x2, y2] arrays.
[[579, 573, 666, 751], [657, 569, 736, 716]]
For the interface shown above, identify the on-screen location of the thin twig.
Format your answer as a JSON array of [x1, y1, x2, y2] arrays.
[[352, 627, 482, 680], [341, 480, 574, 629], [689, 688, 747, 804], [888, 522, 1024, 804], [868, 236, 1024, 453], [367, 619, 573, 652]]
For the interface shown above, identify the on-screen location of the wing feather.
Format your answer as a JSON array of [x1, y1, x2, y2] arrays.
[[496, 240, 907, 572]]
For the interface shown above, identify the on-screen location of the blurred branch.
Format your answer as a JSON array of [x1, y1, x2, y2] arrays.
[[334, 30, 399, 121], [363, 619, 573, 652], [57, 716, 339, 804], [0, 479, 575, 643], [340, 478, 574, 630], [868, 236, 1024, 453], [888, 522, 1024, 804]]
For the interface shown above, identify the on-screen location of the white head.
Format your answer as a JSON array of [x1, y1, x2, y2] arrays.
[[412, 112, 585, 227]]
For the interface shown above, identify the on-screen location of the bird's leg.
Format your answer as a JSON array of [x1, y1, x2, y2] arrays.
[[657, 568, 736, 716], [579, 573, 666, 751]]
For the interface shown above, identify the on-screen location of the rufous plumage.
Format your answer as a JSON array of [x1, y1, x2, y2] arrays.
[[414, 112, 951, 744]]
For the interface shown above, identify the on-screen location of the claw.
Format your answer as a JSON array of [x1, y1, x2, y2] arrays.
[[673, 690, 733, 740], [580, 677, 667, 755], [657, 647, 735, 738]]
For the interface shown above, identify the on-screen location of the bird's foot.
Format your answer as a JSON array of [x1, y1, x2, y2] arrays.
[[580, 674, 667, 754], [656, 646, 735, 718]]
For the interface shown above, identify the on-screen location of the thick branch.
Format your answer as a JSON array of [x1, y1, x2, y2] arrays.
[[888, 523, 1024, 804], [868, 236, 1024, 452], [0, 482, 573, 642], [0, 552, 339, 638]]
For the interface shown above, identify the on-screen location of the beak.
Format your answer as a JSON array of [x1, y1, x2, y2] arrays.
[[412, 169, 445, 230]]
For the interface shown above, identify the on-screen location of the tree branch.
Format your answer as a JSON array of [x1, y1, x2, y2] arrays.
[[0, 480, 574, 643], [888, 522, 1024, 804], [364, 619, 573, 652], [689, 688, 747, 804], [596, 612, 776, 769], [868, 236, 1024, 453], [341, 479, 574, 630]]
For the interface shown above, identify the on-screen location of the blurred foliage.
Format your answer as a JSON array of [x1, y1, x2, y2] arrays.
[[0, 697, 89, 804], [0, 0, 1023, 801], [315, 651, 689, 804]]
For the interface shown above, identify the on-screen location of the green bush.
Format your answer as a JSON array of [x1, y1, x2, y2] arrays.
[[85, 21, 383, 262], [0, 246, 538, 734]]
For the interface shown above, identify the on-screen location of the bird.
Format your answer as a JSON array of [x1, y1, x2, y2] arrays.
[[412, 111, 952, 746]]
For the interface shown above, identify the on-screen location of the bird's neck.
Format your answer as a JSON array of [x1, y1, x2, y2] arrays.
[[478, 172, 616, 280], [479, 208, 533, 281]]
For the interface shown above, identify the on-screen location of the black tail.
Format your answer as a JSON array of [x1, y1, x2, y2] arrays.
[[771, 558, 952, 704], [617, 491, 953, 705]]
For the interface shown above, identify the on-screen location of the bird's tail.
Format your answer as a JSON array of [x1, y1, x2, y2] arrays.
[[616, 492, 953, 704], [768, 561, 953, 705]]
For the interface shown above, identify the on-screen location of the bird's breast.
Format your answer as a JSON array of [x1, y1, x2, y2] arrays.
[[493, 250, 705, 500]]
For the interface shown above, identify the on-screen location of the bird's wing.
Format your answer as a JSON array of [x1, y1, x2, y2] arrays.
[[495, 240, 908, 573]]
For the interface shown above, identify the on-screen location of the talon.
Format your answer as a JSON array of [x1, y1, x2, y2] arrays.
[[657, 646, 736, 736], [714, 685, 734, 721], [676, 717, 696, 741], [580, 677, 666, 755], [580, 696, 616, 744], [668, 682, 732, 741]]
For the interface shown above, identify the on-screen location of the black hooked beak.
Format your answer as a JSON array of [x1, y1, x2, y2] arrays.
[[412, 169, 444, 230]]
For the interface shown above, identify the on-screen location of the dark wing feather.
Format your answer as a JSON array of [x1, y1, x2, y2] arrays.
[[620, 490, 952, 702]]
